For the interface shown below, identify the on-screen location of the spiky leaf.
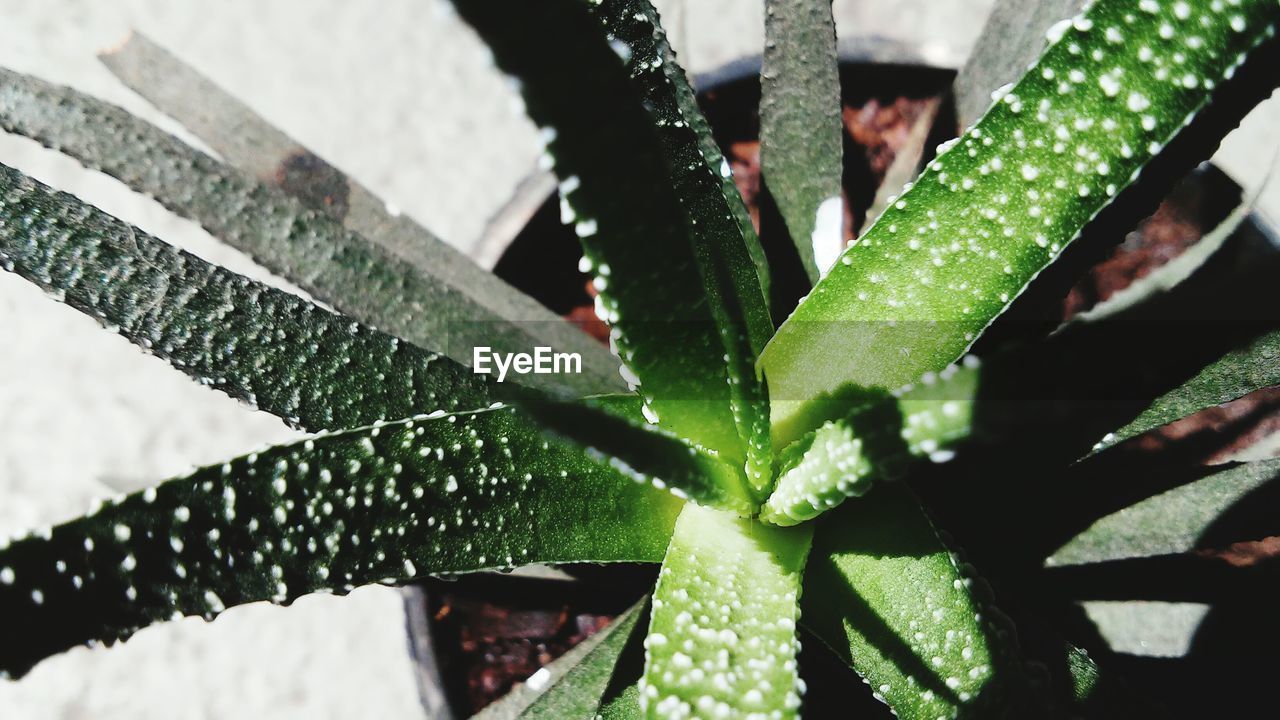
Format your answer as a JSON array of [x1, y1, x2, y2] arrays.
[[760, 0, 1280, 443], [0, 67, 617, 396], [521, 601, 646, 720], [0, 407, 682, 678], [760, 0, 844, 280], [0, 161, 488, 430], [760, 364, 978, 525], [453, 0, 775, 493], [641, 504, 812, 719], [803, 484, 1022, 718], [1050, 457, 1280, 566], [1090, 327, 1280, 454], [95, 33, 622, 394]]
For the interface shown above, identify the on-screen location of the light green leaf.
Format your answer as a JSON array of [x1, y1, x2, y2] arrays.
[[803, 484, 1023, 718], [641, 503, 812, 718], [0, 161, 489, 431], [760, 0, 844, 281], [0, 66, 617, 396], [760, 0, 1280, 444], [761, 363, 978, 526], [453, 0, 775, 493], [1049, 457, 1280, 566], [0, 407, 682, 679], [951, 0, 1089, 130]]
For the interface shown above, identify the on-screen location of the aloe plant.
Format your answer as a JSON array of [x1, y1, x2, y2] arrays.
[[2, 0, 1278, 718]]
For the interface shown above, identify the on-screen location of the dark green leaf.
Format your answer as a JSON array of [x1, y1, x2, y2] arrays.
[[453, 0, 776, 493], [760, 0, 844, 281], [0, 161, 488, 430], [519, 601, 646, 720], [803, 484, 1024, 718], [0, 66, 619, 396], [510, 393, 756, 516], [0, 407, 683, 678], [760, 0, 1280, 444], [596, 684, 643, 720], [1090, 327, 1280, 455], [1049, 457, 1280, 566], [641, 504, 812, 718], [96, 34, 623, 395]]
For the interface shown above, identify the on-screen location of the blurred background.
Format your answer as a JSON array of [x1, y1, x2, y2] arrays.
[[0, 1, 1275, 718]]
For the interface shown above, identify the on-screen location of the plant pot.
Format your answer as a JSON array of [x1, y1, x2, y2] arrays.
[[405, 41, 1280, 720]]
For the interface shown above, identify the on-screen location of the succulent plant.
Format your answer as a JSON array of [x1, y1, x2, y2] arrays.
[[2, 0, 1279, 718]]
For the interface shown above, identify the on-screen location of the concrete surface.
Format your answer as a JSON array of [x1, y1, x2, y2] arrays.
[[1, 1, 1274, 718]]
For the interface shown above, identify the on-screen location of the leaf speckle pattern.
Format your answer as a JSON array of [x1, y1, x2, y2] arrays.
[[761, 0, 1279, 434], [761, 361, 978, 525], [642, 504, 811, 719], [805, 485, 1020, 719], [0, 163, 489, 431], [0, 408, 682, 678], [0, 68, 613, 396]]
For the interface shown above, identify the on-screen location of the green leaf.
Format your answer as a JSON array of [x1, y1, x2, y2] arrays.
[[641, 503, 812, 718], [95, 34, 623, 395], [760, 0, 1280, 444], [520, 601, 647, 720], [951, 0, 1089, 130], [0, 161, 489, 431], [452, 0, 775, 493], [0, 407, 683, 679], [477, 600, 647, 720], [1089, 327, 1280, 455], [0, 66, 618, 396], [760, 364, 978, 525], [510, 393, 756, 516], [803, 484, 1023, 719], [597, 684, 644, 720], [1049, 457, 1280, 566], [760, 0, 844, 281]]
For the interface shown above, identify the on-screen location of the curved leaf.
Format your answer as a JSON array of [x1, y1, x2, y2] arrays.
[[761, 364, 978, 525], [0, 66, 617, 396], [803, 484, 1025, 718], [760, 0, 1280, 444], [597, 685, 644, 720], [96, 33, 623, 395], [453, 0, 775, 493], [0, 161, 489, 430], [760, 0, 844, 280], [641, 504, 812, 718], [1090, 327, 1280, 455], [0, 407, 683, 678]]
